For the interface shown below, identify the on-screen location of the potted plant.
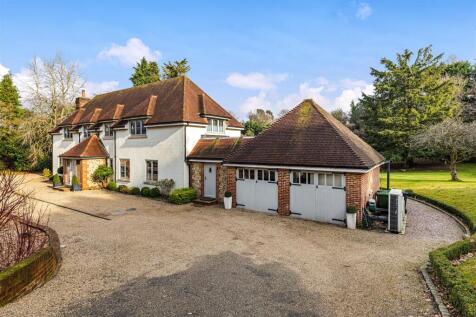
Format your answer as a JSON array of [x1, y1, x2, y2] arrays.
[[346, 206, 357, 229], [71, 175, 81, 192], [224, 191, 233, 210], [52, 174, 61, 188]]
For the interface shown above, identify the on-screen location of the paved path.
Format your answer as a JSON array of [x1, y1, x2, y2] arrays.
[[2, 174, 464, 316]]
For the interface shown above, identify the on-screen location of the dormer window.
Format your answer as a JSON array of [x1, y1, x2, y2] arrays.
[[104, 123, 114, 137], [130, 119, 146, 136], [207, 118, 225, 134], [83, 128, 91, 138], [63, 128, 73, 140]]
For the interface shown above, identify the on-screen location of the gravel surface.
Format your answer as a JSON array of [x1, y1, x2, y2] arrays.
[[2, 174, 464, 316]]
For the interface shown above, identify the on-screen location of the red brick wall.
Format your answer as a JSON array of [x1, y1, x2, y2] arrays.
[[345, 166, 381, 224], [226, 167, 237, 208], [277, 169, 290, 216]]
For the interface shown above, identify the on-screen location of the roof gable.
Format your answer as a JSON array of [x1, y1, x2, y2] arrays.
[[224, 99, 384, 169], [59, 135, 109, 158]]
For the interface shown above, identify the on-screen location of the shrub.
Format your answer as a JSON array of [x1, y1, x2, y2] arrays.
[[92, 165, 113, 188], [52, 174, 61, 185], [118, 185, 130, 194], [42, 168, 51, 179], [150, 187, 160, 198], [57, 166, 63, 174], [225, 191, 232, 198], [169, 187, 197, 204], [130, 187, 141, 195], [141, 187, 151, 197], [157, 179, 175, 196], [107, 181, 118, 191], [71, 175, 80, 186], [346, 206, 357, 214]]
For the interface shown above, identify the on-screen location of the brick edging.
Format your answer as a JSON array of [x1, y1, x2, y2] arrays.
[[0, 222, 62, 307]]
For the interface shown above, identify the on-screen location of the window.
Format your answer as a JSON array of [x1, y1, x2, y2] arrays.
[[256, 169, 276, 182], [146, 160, 158, 182], [291, 171, 314, 185], [207, 118, 225, 134], [63, 128, 73, 140], [104, 123, 114, 137], [120, 159, 130, 180], [237, 168, 244, 179], [83, 127, 91, 138], [130, 120, 146, 135], [109, 158, 114, 170], [315, 173, 344, 188]]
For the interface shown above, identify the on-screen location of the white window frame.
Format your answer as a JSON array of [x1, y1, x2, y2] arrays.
[[207, 118, 225, 135], [104, 123, 114, 137], [120, 159, 130, 181], [83, 127, 91, 138], [130, 119, 146, 136], [63, 127, 73, 140], [145, 160, 158, 182], [291, 171, 314, 185]]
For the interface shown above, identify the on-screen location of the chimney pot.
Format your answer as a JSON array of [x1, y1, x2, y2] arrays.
[[81, 89, 86, 97]]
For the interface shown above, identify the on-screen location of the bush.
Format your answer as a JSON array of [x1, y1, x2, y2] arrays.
[[52, 174, 61, 185], [141, 187, 151, 197], [169, 187, 197, 204], [107, 181, 117, 191], [71, 175, 80, 186], [57, 166, 63, 174], [430, 238, 476, 316], [42, 168, 51, 179], [225, 191, 232, 198], [150, 187, 160, 198], [157, 179, 175, 196], [346, 206, 357, 214], [118, 185, 130, 194], [130, 187, 141, 195], [92, 165, 113, 188]]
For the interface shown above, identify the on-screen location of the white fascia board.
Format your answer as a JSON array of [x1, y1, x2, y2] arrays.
[[146, 122, 207, 128], [188, 159, 223, 163], [226, 127, 244, 131], [222, 163, 376, 174], [202, 114, 230, 120]]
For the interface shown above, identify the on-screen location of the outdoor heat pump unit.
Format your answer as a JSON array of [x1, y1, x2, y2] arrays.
[[387, 189, 405, 233]]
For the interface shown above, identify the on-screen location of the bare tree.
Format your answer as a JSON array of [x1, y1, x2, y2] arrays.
[[19, 54, 84, 167], [412, 119, 476, 181]]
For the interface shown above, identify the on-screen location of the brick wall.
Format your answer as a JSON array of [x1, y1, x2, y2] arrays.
[[216, 164, 227, 202], [345, 166, 381, 224], [190, 162, 204, 197], [85, 159, 106, 190], [277, 169, 290, 216], [0, 223, 61, 307], [226, 167, 237, 208]]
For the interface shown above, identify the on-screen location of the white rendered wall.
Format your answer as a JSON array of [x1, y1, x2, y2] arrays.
[[51, 131, 80, 174]]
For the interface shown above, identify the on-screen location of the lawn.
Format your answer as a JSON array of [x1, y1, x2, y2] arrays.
[[382, 163, 476, 228]]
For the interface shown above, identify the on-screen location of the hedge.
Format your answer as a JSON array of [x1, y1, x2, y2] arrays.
[[130, 187, 141, 195], [429, 238, 476, 317], [141, 187, 151, 197], [169, 188, 197, 204]]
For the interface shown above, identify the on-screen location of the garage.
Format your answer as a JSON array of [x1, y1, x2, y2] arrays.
[[236, 168, 278, 213], [289, 171, 346, 224]]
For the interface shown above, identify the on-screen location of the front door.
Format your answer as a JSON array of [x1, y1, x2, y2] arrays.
[[204, 164, 216, 198], [68, 160, 77, 185]]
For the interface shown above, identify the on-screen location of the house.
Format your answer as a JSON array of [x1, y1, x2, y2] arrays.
[[220, 99, 384, 225], [51, 76, 243, 191]]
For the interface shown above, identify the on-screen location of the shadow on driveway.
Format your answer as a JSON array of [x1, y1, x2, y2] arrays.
[[63, 252, 327, 317]]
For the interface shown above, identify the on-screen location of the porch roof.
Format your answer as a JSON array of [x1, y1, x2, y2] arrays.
[[59, 135, 109, 159]]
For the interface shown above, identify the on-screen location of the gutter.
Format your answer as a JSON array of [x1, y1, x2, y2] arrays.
[[113, 129, 117, 182]]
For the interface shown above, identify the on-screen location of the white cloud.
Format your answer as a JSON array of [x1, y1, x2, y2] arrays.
[[240, 90, 272, 114], [84, 81, 119, 96], [356, 2, 373, 20], [0, 63, 9, 77], [98, 38, 161, 66], [226, 72, 288, 90]]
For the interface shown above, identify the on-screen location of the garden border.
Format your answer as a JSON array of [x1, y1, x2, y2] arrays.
[[0, 222, 62, 307]]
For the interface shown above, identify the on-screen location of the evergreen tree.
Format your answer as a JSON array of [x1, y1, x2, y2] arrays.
[[358, 46, 459, 165], [130, 57, 161, 86], [162, 59, 191, 79]]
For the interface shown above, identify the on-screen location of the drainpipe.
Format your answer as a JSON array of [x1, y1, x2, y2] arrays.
[[386, 160, 391, 190], [184, 123, 188, 187], [113, 129, 117, 182]]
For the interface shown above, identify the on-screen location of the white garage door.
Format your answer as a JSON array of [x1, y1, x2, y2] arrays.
[[236, 168, 278, 213], [290, 171, 346, 225]]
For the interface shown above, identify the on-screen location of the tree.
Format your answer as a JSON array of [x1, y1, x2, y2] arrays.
[[20, 55, 84, 169], [161, 59, 191, 79], [411, 119, 476, 181], [243, 109, 274, 136], [348, 100, 365, 137], [358, 46, 460, 165], [444, 60, 476, 122], [129, 57, 161, 86], [92, 165, 113, 188], [330, 108, 349, 125]]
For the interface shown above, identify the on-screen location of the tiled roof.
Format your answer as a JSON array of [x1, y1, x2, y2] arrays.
[[59, 135, 109, 158], [56, 76, 242, 130], [187, 137, 252, 160], [224, 99, 384, 170]]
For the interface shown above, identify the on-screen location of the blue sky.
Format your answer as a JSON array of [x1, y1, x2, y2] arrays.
[[0, 0, 474, 118]]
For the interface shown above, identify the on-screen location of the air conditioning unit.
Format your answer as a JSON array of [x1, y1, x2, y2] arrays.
[[387, 189, 405, 233]]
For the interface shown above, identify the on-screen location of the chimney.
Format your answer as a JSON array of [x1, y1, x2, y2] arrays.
[[75, 89, 90, 110]]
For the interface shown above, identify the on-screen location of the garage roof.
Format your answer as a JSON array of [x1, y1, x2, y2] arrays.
[[224, 99, 384, 170], [59, 135, 109, 159], [188, 137, 252, 160]]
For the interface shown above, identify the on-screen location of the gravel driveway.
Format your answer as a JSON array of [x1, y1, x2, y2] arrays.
[[2, 174, 464, 316]]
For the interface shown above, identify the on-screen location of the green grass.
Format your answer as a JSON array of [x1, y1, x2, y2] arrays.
[[458, 256, 476, 290], [382, 163, 476, 228]]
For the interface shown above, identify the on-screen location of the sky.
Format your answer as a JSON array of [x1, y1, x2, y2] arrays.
[[0, 0, 474, 119]]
